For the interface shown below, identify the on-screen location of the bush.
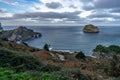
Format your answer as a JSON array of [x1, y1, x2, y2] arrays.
[[109, 55, 120, 77], [40, 64, 61, 72], [60, 68, 89, 80], [75, 51, 86, 60], [39, 72, 69, 80], [93, 44, 108, 53], [0, 67, 35, 80], [22, 42, 28, 46], [0, 47, 44, 72], [0, 67, 70, 80], [108, 45, 120, 54], [43, 43, 49, 51], [93, 44, 120, 54]]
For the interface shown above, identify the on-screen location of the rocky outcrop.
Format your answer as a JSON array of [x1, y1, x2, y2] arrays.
[[83, 24, 99, 33], [0, 26, 41, 42]]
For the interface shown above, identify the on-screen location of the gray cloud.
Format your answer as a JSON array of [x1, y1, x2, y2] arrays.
[[0, 9, 4, 13], [94, 0, 120, 9], [110, 8, 120, 13], [87, 11, 120, 20], [88, 13, 113, 18], [13, 11, 81, 20], [0, 9, 7, 13], [80, 0, 93, 3], [82, 0, 120, 11], [0, 17, 13, 20], [45, 2, 62, 9], [69, 5, 77, 8]]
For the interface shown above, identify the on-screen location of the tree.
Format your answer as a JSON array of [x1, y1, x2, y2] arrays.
[[75, 51, 86, 60], [43, 44, 49, 51]]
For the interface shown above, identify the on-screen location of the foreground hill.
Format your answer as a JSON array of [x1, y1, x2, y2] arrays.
[[0, 40, 119, 80]]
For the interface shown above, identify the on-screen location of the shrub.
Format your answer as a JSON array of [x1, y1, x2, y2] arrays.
[[109, 55, 120, 77], [108, 45, 120, 54], [0, 38, 8, 41], [0, 67, 70, 80], [93, 44, 108, 53], [40, 64, 61, 72], [22, 42, 28, 46], [0, 67, 35, 80], [0, 47, 44, 72], [43, 43, 49, 51], [60, 68, 89, 80], [75, 51, 86, 60]]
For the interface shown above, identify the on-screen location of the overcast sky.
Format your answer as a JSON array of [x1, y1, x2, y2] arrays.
[[0, 0, 120, 26]]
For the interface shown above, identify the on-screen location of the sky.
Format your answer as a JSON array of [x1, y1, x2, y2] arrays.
[[0, 0, 120, 26]]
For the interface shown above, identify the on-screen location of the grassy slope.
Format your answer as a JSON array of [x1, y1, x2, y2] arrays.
[[0, 40, 119, 80]]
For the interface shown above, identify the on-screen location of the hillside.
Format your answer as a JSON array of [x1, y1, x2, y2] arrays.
[[0, 40, 120, 80]]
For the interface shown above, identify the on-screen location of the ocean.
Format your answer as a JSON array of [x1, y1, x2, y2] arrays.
[[3, 26, 120, 55]]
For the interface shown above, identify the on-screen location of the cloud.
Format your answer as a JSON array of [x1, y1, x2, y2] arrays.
[[13, 11, 81, 21], [0, 9, 6, 13], [110, 8, 120, 13], [0, 0, 120, 26], [87, 10, 120, 22], [0, 0, 19, 6], [45, 2, 62, 9], [82, 0, 120, 11], [0, 11, 82, 26], [88, 13, 113, 18], [94, 0, 120, 9], [69, 5, 77, 8]]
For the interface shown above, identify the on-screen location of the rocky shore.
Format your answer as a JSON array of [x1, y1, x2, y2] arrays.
[[0, 26, 41, 42]]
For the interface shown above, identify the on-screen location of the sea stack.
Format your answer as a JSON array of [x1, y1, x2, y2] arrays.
[[83, 24, 99, 33]]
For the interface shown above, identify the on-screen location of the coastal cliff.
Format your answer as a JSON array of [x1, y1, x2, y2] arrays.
[[0, 26, 41, 42]]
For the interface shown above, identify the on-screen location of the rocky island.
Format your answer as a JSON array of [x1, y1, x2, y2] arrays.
[[0, 26, 41, 42], [83, 24, 99, 33]]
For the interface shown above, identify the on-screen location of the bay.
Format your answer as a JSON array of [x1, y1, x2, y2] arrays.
[[3, 26, 120, 55]]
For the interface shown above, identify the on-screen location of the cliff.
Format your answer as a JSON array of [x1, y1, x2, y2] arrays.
[[0, 26, 41, 42]]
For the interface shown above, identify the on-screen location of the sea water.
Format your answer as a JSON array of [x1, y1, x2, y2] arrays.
[[3, 26, 120, 55]]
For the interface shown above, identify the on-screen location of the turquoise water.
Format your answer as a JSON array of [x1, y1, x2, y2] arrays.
[[3, 26, 120, 55]]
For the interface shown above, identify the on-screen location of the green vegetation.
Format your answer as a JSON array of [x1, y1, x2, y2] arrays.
[[0, 46, 89, 80], [43, 43, 50, 51], [93, 45, 120, 77], [60, 68, 89, 80], [40, 64, 61, 72], [0, 47, 43, 72], [93, 44, 120, 54], [0, 67, 70, 80], [0, 67, 34, 80], [22, 42, 28, 46], [93, 45, 108, 53], [75, 51, 86, 60], [109, 55, 120, 77], [93, 44, 120, 58]]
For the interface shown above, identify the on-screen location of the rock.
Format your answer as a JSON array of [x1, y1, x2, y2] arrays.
[[83, 24, 99, 33], [0, 26, 41, 42]]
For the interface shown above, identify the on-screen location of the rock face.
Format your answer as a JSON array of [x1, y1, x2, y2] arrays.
[[83, 24, 99, 33], [0, 26, 41, 42]]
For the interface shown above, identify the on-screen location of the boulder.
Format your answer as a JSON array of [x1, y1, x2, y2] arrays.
[[0, 26, 41, 42], [83, 24, 99, 33]]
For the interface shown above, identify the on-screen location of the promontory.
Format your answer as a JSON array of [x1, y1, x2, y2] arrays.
[[0, 26, 41, 42]]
